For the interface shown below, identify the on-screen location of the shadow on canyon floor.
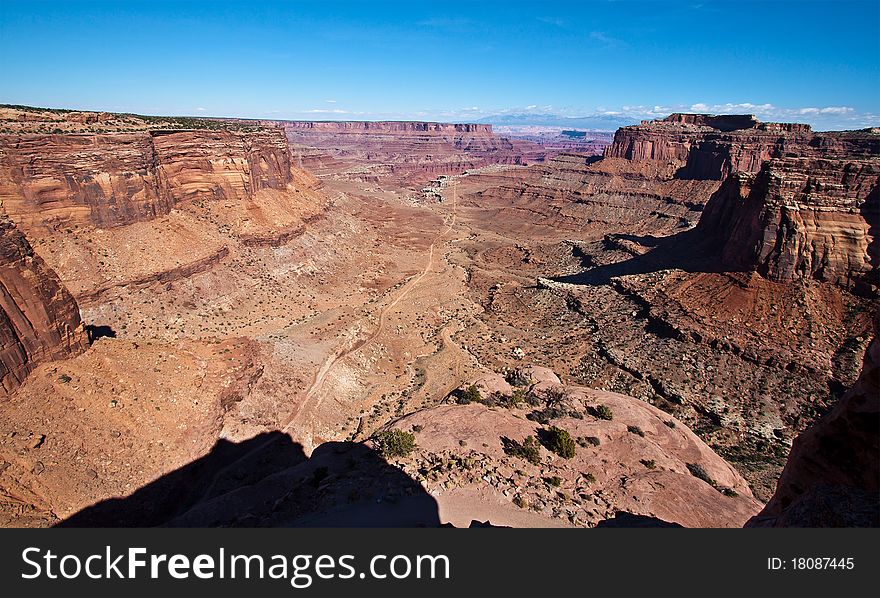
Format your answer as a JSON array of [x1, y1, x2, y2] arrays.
[[57, 432, 443, 528], [551, 228, 725, 286]]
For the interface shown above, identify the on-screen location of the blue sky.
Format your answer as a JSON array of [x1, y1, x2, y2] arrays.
[[1, 0, 878, 129]]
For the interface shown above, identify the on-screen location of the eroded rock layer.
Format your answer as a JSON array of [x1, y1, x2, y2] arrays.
[[0, 216, 87, 395], [0, 128, 295, 230], [606, 113, 880, 180], [700, 157, 879, 291], [280, 120, 546, 186]]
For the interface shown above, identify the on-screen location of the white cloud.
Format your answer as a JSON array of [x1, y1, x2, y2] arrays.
[[302, 108, 350, 114], [196, 107, 206, 112], [325, 99, 337, 103]]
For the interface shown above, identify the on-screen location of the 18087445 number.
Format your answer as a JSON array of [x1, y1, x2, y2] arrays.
[[768, 557, 855, 571], [792, 557, 854, 570]]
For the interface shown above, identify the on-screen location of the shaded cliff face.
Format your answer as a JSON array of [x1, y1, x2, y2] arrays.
[[699, 157, 879, 291], [747, 325, 879, 527], [0, 217, 87, 395], [0, 128, 295, 230]]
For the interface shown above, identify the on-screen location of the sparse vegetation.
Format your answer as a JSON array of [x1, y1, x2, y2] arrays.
[[627, 425, 645, 437], [686, 462, 716, 487], [374, 429, 416, 458], [640, 459, 656, 469], [545, 426, 576, 459], [545, 476, 563, 487], [505, 367, 533, 387], [459, 384, 482, 404], [503, 435, 542, 465], [591, 404, 614, 420]]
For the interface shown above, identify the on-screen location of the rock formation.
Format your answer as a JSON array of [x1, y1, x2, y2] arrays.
[[699, 157, 879, 291], [0, 128, 296, 230], [280, 120, 546, 185], [0, 216, 87, 395], [606, 112, 880, 180], [747, 324, 879, 527]]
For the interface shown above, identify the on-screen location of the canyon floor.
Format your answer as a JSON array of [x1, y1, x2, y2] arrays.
[[0, 108, 875, 527]]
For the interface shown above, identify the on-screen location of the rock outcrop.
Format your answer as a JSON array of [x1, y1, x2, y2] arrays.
[[698, 156, 879, 291], [606, 113, 880, 180], [0, 128, 295, 230], [0, 216, 87, 395], [747, 325, 879, 527]]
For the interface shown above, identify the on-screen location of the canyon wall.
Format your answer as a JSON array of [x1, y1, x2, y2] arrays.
[[282, 121, 494, 134], [0, 216, 87, 395], [747, 324, 879, 527], [606, 114, 879, 291], [698, 157, 879, 291], [281, 120, 545, 185], [606, 113, 880, 180], [0, 127, 295, 230]]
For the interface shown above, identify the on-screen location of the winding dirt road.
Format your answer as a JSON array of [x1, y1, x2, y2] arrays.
[[195, 181, 459, 501]]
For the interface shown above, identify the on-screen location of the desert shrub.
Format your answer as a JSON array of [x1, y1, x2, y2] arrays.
[[525, 392, 542, 407], [686, 462, 716, 487], [508, 387, 526, 407], [590, 404, 614, 420], [513, 495, 528, 508], [411, 424, 423, 433], [627, 425, 645, 437], [545, 476, 563, 487], [545, 426, 576, 459], [374, 429, 416, 458], [583, 472, 596, 484], [459, 384, 482, 404], [721, 487, 739, 497], [664, 420, 676, 429], [502, 435, 542, 465], [505, 368, 533, 387], [640, 459, 656, 469]]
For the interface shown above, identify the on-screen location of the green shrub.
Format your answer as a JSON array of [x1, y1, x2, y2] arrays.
[[592, 404, 614, 420], [503, 435, 542, 465], [459, 384, 482, 404], [545, 476, 563, 487], [627, 425, 645, 437], [546, 426, 576, 459], [374, 429, 416, 458], [686, 462, 716, 487]]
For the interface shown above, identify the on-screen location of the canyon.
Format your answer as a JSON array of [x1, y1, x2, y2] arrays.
[[0, 105, 876, 527]]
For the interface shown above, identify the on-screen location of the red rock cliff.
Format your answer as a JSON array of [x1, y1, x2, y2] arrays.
[[606, 113, 879, 180], [697, 156, 879, 292], [0, 217, 87, 395], [0, 127, 295, 230]]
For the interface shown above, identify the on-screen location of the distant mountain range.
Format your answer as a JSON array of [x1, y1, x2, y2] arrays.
[[477, 113, 640, 130]]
